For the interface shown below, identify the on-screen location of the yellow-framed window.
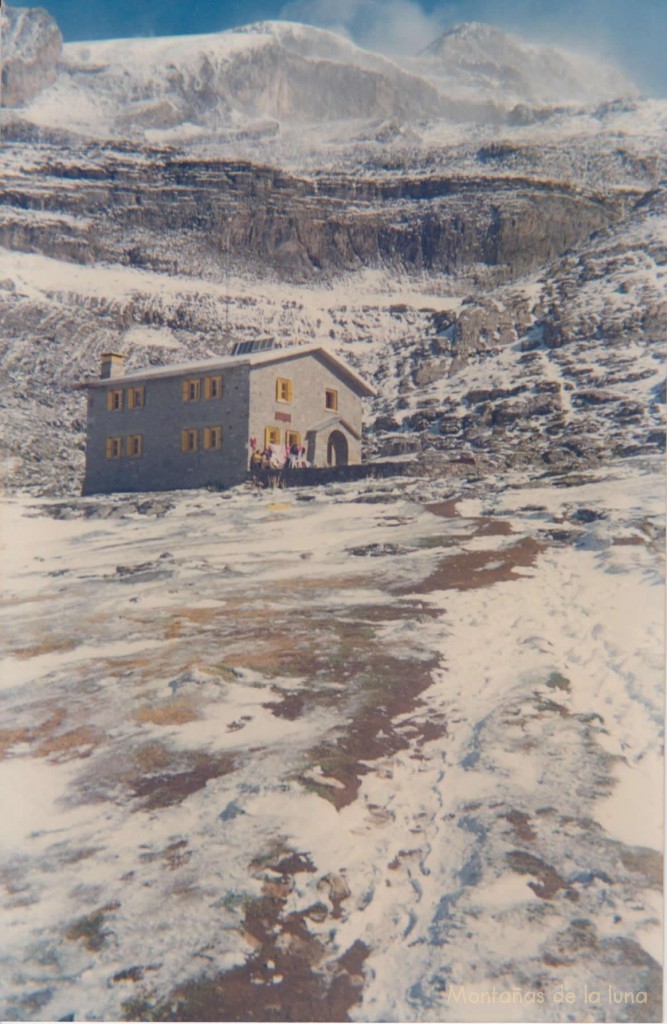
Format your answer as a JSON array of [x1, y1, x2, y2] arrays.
[[285, 430, 301, 447], [325, 388, 338, 411], [107, 388, 123, 412], [181, 379, 201, 402], [204, 375, 223, 399], [276, 378, 293, 403], [126, 434, 143, 457], [105, 436, 123, 459], [181, 428, 199, 452], [127, 385, 145, 409], [203, 426, 223, 451], [264, 426, 281, 447]]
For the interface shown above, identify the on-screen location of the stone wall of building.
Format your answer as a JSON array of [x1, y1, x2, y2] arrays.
[[82, 363, 251, 494], [248, 352, 364, 467]]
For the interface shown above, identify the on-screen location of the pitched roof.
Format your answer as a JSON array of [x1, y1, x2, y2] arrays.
[[74, 344, 377, 397]]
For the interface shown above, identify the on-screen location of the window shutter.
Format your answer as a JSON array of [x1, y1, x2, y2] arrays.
[[276, 378, 293, 403], [181, 429, 198, 452], [126, 387, 144, 410], [205, 375, 222, 399]]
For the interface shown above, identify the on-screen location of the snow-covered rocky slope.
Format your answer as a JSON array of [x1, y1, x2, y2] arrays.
[[0, 463, 663, 1022], [25, 22, 444, 136]]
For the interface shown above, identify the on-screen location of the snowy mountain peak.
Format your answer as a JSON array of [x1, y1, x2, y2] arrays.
[[229, 19, 402, 72], [419, 21, 637, 105], [20, 15, 445, 136], [7, 5, 641, 142]]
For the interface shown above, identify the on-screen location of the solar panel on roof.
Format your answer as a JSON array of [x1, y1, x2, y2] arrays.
[[230, 339, 275, 356]]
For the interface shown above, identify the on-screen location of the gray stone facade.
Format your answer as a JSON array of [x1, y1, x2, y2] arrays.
[[76, 345, 375, 495]]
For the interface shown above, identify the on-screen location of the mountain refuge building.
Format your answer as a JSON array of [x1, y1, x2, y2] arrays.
[[75, 343, 376, 495]]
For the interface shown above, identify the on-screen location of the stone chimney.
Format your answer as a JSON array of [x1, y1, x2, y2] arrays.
[[100, 352, 125, 379]]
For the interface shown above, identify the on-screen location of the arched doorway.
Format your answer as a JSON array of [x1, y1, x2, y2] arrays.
[[327, 430, 349, 467]]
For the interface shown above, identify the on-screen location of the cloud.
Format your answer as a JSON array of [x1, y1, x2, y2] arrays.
[[279, 0, 446, 54]]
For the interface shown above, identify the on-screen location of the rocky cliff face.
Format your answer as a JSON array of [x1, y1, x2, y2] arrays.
[[0, 127, 635, 282], [360, 184, 666, 464], [1, 4, 63, 107]]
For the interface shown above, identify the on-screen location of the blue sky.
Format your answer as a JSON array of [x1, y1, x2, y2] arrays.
[[26, 0, 667, 95]]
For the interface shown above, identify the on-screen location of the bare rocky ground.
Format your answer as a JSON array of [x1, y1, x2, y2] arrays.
[[0, 462, 663, 1022]]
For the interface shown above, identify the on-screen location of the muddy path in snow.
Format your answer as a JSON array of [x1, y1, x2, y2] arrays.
[[111, 498, 548, 1021], [216, 497, 542, 811], [124, 845, 370, 1022]]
